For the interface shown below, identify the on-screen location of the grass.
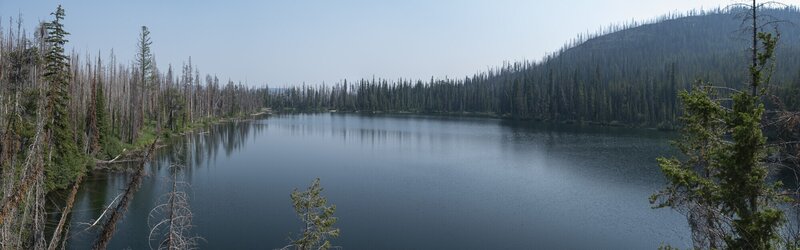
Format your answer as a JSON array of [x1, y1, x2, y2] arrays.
[[117, 113, 251, 154], [120, 122, 159, 151]]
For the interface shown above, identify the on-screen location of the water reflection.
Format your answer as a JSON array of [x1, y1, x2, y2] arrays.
[[62, 113, 690, 249], [61, 120, 266, 249]]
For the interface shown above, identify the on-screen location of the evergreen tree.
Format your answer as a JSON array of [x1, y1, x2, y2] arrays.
[[94, 61, 121, 159], [130, 25, 153, 143], [653, 2, 784, 248], [651, 83, 727, 248], [43, 5, 84, 190], [284, 178, 340, 250], [719, 28, 781, 250]]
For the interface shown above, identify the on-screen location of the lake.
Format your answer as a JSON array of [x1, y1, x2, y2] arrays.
[[61, 113, 689, 249]]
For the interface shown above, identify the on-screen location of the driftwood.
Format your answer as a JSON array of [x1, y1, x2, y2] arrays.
[[92, 136, 159, 250], [86, 193, 123, 229], [97, 149, 126, 164], [94, 146, 166, 166], [95, 158, 144, 165], [47, 174, 83, 250]]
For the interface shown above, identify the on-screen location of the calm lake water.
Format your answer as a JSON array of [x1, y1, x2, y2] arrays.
[[62, 113, 690, 249]]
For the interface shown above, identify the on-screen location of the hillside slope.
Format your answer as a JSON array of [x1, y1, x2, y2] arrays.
[[269, 7, 800, 128], [495, 7, 800, 126]]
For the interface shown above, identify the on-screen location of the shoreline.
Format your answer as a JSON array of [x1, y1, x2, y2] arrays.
[[274, 109, 677, 131], [92, 111, 271, 171]]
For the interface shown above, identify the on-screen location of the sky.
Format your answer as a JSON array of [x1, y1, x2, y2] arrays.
[[1, 0, 798, 86]]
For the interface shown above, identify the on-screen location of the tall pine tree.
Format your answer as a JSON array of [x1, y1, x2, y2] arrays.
[[43, 5, 84, 190], [94, 55, 120, 159]]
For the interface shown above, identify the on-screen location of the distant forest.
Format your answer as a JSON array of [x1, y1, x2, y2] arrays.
[[265, 7, 800, 128]]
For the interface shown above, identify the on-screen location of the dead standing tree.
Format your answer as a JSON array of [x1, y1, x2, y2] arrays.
[[148, 150, 200, 250], [0, 91, 48, 248]]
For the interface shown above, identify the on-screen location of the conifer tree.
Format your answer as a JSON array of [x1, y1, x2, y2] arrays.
[[653, 1, 784, 248], [43, 5, 84, 190], [651, 82, 727, 248], [94, 55, 120, 159], [284, 178, 340, 250], [130, 26, 153, 143], [719, 16, 781, 250]]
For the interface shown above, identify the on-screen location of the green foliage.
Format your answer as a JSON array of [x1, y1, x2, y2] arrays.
[[287, 178, 340, 250], [43, 5, 86, 191], [164, 87, 186, 132], [18, 89, 41, 139], [658, 244, 682, 250], [137, 26, 153, 85], [121, 122, 158, 152], [651, 83, 727, 248], [719, 27, 782, 249], [653, 20, 784, 249], [95, 80, 122, 159]]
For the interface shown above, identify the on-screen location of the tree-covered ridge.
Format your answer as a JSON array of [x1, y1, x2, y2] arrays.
[[267, 7, 800, 128]]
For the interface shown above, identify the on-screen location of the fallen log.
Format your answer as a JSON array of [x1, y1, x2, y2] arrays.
[[92, 136, 159, 250], [47, 174, 84, 250]]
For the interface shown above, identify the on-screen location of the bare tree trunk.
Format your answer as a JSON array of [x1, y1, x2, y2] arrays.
[[92, 137, 158, 250], [751, 0, 758, 97], [47, 174, 83, 250], [0, 103, 47, 224]]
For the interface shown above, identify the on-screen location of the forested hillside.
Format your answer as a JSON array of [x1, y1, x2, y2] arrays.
[[267, 7, 800, 128]]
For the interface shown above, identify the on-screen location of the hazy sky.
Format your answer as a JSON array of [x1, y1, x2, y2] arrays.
[[1, 0, 798, 86]]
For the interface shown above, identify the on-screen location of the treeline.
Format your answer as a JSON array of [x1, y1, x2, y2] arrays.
[[267, 7, 800, 128], [0, 11, 268, 189], [0, 5, 267, 249]]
